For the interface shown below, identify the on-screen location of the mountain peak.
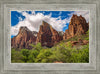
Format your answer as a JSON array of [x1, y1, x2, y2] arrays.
[[20, 26, 29, 30], [72, 14, 78, 17], [19, 26, 30, 33], [36, 21, 63, 47], [42, 21, 49, 26], [63, 14, 89, 40], [79, 15, 82, 17], [12, 26, 37, 49], [72, 14, 84, 19]]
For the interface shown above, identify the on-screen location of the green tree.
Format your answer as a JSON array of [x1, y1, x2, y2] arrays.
[[21, 49, 30, 62], [30, 43, 42, 51], [28, 50, 39, 63], [35, 49, 52, 63], [11, 49, 24, 63]]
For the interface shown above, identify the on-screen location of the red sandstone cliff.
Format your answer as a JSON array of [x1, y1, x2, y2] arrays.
[[11, 27, 37, 49], [63, 14, 89, 40], [36, 21, 63, 47]]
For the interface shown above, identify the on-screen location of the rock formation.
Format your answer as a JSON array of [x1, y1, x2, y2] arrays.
[[11, 14, 89, 49], [11, 27, 37, 49], [36, 21, 63, 47], [63, 14, 89, 40], [70, 39, 89, 46]]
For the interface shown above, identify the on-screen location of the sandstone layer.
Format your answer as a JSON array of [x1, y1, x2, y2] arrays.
[[11, 27, 37, 49], [36, 21, 63, 47], [63, 14, 89, 40]]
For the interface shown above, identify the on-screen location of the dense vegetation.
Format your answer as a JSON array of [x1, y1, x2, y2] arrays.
[[11, 30, 89, 63], [11, 42, 89, 63]]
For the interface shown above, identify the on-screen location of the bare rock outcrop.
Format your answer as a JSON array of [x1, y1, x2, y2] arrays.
[[11, 27, 37, 49], [63, 14, 89, 40], [36, 21, 63, 47]]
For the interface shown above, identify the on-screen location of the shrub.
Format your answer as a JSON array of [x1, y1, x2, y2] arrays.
[[11, 49, 24, 63], [28, 50, 39, 63], [69, 44, 89, 63], [30, 43, 42, 51], [21, 49, 30, 62], [35, 49, 53, 63]]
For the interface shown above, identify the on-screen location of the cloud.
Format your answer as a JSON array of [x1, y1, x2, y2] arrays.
[[18, 17, 23, 21], [31, 11, 35, 15], [11, 11, 68, 36]]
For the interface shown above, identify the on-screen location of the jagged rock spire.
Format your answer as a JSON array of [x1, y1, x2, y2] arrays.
[[36, 21, 63, 47], [63, 14, 89, 40], [11, 26, 37, 49]]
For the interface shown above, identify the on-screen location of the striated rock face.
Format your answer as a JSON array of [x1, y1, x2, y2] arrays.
[[11, 27, 37, 49], [36, 21, 63, 47], [63, 14, 89, 40]]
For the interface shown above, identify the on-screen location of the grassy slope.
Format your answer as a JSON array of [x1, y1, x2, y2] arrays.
[[54, 33, 89, 46]]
